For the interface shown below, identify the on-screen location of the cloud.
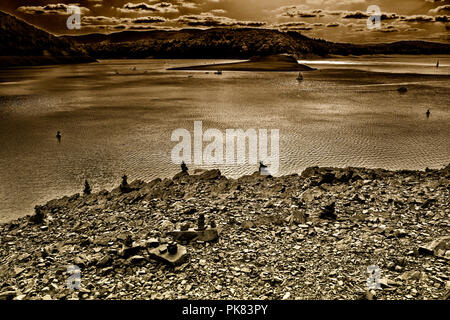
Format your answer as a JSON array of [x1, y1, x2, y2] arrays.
[[401, 15, 434, 22], [82, 15, 126, 25], [434, 15, 449, 22], [7, 0, 450, 43], [342, 11, 399, 20], [380, 13, 400, 20], [210, 9, 227, 15], [342, 11, 368, 19], [429, 5, 450, 14], [17, 3, 90, 15], [178, 1, 199, 10], [81, 14, 166, 31], [175, 14, 266, 27], [118, 2, 179, 14], [133, 16, 166, 23], [273, 6, 320, 18], [274, 22, 308, 27]]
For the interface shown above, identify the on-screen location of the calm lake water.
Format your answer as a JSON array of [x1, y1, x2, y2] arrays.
[[0, 55, 449, 222]]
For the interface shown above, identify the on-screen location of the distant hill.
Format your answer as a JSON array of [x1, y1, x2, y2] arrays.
[[64, 28, 450, 59], [0, 11, 95, 67]]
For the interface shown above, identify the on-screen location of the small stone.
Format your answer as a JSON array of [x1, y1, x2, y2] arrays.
[[97, 255, 112, 268], [394, 229, 408, 238], [14, 267, 25, 277], [282, 292, 291, 300], [395, 265, 403, 272], [0, 291, 16, 300], [241, 220, 254, 229], [366, 289, 377, 300], [401, 271, 422, 281], [168, 228, 219, 242], [161, 220, 175, 232], [418, 236, 450, 258], [129, 255, 146, 265], [319, 202, 337, 220]]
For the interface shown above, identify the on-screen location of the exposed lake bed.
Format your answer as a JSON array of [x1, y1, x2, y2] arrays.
[[0, 164, 449, 300]]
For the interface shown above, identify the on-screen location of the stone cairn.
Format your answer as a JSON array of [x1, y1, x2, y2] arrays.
[[167, 242, 178, 255], [83, 180, 91, 195], [196, 213, 206, 231], [120, 175, 132, 193]]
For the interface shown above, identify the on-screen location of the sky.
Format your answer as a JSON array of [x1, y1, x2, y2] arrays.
[[0, 0, 449, 43]]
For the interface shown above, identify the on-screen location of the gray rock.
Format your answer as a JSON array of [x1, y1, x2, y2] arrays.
[[129, 255, 146, 265], [418, 236, 450, 258], [168, 228, 219, 242], [148, 244, 188, 266], [0, 291, 16, 300], [97, 255, 112, 268]]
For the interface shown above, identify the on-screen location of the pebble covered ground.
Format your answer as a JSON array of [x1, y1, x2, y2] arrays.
[[0, 164, 449, 300]]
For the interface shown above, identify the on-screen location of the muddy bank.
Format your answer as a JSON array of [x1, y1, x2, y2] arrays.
[[0, 165, 449, 300], [168, 54, 316, 72]]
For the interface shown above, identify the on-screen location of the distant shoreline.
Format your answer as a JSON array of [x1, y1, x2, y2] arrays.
[[0, 56, 97, 68]]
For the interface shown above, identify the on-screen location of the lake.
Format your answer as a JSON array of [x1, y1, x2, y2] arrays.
[[0, 55, 449, 222]]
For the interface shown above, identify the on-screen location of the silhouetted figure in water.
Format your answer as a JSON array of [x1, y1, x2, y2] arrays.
[[83, 180, 91, 195], [181, 161, 188, 173], [259, 161, 268, 174], [426, 109, 430, 118], [56, 131, 61, 143]]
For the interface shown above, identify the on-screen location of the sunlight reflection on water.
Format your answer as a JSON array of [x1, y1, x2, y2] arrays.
[[0, 56, 449, 222]]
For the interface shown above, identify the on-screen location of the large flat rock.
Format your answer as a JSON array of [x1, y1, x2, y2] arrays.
[[148, 244, 189, 266]]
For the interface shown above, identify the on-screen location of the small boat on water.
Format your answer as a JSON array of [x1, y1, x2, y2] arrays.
[[214, 70, 223, 75], [296, 72, 303, 81]]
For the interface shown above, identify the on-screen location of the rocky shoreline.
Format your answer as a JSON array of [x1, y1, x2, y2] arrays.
[[0, 165, 449, 300]]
